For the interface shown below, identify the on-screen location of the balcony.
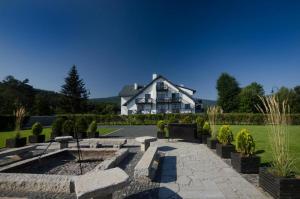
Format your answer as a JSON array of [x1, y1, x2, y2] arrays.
[[171, 97, 182, 103], [156, 84, 168, 91], [156, 97, 182, 103], [135, 98, 154, 104]]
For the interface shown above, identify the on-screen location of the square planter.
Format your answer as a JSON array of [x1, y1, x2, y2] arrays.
[[216, 143, 235, 158], [202, 134, 210, 144], [157, 131, 165, 139], [29, 135, 45, 143], [231, 152, 260, 174], [88, 131, 99, 138], [6, 137, 27, 148], [259, 167, 300, 199], [207, 138, 218, 149]]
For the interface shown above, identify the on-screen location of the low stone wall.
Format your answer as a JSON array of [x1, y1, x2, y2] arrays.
[[134, 146, 159, 180]]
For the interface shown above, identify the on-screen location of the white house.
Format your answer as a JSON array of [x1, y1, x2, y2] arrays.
[[119, 74, 203, 115]]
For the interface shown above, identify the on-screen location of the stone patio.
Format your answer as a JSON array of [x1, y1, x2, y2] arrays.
[[152, 140, 271, 199]]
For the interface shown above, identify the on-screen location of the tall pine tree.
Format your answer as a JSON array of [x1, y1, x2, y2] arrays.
[[60, 65, 89, 113]]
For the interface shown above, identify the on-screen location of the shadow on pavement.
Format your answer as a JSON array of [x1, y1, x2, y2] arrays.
[[158, 146, 177, 152], [154, 156, 177, 183], [125, 187, 183, 199]]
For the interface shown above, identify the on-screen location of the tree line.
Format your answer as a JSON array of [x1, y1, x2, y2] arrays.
[[0, 65, 119, 115], [216, 73, 300, 113]]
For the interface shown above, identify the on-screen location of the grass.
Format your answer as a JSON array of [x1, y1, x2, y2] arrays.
[[216, 125, 300, 174], [0, 127, 118, 148]]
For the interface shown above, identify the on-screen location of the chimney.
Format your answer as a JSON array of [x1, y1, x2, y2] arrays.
[[152, 73, 157, 80], [134, 83, 138, 90]]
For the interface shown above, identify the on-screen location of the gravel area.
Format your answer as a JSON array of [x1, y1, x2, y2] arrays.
[[113, 147, 160, 199], [9, 155, 103, 175]]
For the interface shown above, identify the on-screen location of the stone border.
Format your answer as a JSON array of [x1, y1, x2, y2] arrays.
[[134, 146, 159, 180]]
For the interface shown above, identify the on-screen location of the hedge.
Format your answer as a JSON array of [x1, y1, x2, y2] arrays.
[[1, 113, 300, 132]]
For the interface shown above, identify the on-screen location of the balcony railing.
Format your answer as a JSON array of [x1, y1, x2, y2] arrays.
[[156, 97, 182, 103], [135, 98, 154, 104], [156, 84, 168, 91]]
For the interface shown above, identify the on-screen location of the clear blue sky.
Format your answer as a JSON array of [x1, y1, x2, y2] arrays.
[[1, 0, 300, 99]]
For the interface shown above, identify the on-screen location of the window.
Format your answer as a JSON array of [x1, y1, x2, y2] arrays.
[[145, 93, 151, 99], [185, 104, 191, 109]]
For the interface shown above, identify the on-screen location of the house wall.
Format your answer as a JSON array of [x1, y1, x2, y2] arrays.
[[124, 77, 196, 115], [178, 86, 194, 96], [121, 97, 131, 115]]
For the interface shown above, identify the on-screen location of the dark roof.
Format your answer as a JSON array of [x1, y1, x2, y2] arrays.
[[175, 84, 196, 93], [122, 75, 196, 106], [118, 85, 144, 97]]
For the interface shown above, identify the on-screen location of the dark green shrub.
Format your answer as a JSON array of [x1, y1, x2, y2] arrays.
[[32, 122, 43, 136], [51, 117, 65, 137], [217, 125, 233, 145], [62, 120, 75, 136], [75, 117, 88, 133], [236, 128, 255, 156], [88, 120, 97, 134], [180, 115, 193, 124], [157, 120, 166, 132]]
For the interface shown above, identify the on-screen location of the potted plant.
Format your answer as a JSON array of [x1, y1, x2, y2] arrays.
[[195, 116, 205, 142], [157, 120, 166, 138], [62, 119, 75, 137], [231, 128, 260, 173], [51, 117, 65, 139], [75, 117, 88, 139], [207, 106, 223, 149], [29, 122, 45, 143], [6, 106, 27, 148], [201, 121, 211, 144], [257, 95, 300, 199], [216, 125, 235, 158], [87, 120, 99, 138]]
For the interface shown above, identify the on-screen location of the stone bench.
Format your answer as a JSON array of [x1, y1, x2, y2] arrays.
[[54, 136, 73, 149], [86, 138, 127, 149], [0, 168, 129, 199], [135, 136, 157, 151], [134, 146, 159, 180]]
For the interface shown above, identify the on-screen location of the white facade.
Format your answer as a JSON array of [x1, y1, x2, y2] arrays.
[[119, 75, 198, 115]]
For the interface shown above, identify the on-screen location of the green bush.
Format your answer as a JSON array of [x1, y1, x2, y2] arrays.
[[217, 125, 233, 145], [62, 120, 75, 136], [202, 121, 211, 135], [88, 120, 97, 134], [75, 117, 88, 133], [195, 116, 205, 134], [51, 117, 65, 137], [157, 120, 166, 132], [32, 122, 43, 136], [236, 128, 255, 156], [180, 115, 193, 124]]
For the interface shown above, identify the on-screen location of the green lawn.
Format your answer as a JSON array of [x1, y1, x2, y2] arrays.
[[0, 127, 117, 148], [216, 125, 300, 174]]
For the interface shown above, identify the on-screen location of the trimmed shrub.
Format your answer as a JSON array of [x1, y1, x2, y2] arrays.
[[157, 120, 166, 132], [202, 121, 211, 135], [88, 120, 97, 134], [180, 115, 193, 124], [62, 120, 75, 136], [51, 117, 65, 137], [236, 128, 255, 156], [32, 122, 43, 136], [195, 116, 205, 134], [217, 125, 233, 145], [75, 117, 88, 133]]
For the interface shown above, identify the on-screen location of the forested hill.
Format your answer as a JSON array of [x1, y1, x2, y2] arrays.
[[89, 96, 120, 104]]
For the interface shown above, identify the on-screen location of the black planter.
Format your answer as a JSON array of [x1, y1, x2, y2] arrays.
[[168, 123, 197, 140], [6, 137, 27, 148], [202, 134, 210, 144], [259, 167, 300, 199], [29, 135, 45, 143], [216, 143, 235, 158], [157, 131, 165, 139], [207, 138, 218, 149], [231, 152, 260, 174], [88, 131, 99, 138]]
